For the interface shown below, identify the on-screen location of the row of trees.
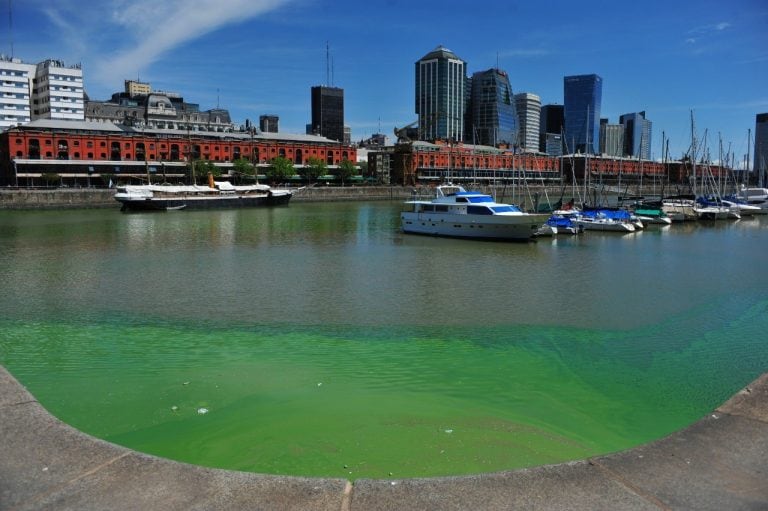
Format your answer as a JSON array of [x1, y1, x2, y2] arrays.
[[36, 156, 363, 187], [229, 156, 359, 185]]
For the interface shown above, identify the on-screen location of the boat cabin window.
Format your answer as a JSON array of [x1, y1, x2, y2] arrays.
[[456, 197, 469, 203], [467, 205, 493, 215], [435, 205, 448, 212], [467, 196, 493, 203], [490, 205, 521, 213]]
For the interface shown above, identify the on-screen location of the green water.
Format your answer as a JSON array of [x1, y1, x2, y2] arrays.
[[1, 203, 767, 479]]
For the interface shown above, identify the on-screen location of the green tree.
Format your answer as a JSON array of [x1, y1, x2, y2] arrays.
[[232, 158, 255, 182], [41, 173, 60, 187], [299, 156, 326, 185], [192, 160, 219, 184], [266, 156, 294, 184], [333, 159, 357, 186]]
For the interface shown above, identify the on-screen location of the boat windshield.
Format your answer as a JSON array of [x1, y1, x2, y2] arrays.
[[490, 205, 521, 213], [466, 195, 494, 203]]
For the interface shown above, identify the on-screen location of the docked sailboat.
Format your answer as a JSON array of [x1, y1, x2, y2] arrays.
[[401, 184, 549, 241]]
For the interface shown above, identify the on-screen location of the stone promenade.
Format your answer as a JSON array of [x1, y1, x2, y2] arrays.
[[1, 365, 766, 510]]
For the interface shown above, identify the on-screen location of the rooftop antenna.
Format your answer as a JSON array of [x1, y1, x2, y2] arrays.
[[216, 88, 220, 109], [325, 41, 330, 87], [331, 56, 335, 86]]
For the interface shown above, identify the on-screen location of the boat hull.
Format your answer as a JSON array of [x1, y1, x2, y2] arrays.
[[401, 212, 548, 241], [117, 192, 291, 211]]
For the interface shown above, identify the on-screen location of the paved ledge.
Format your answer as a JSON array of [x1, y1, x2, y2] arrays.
[[1, 366, 766, 511]]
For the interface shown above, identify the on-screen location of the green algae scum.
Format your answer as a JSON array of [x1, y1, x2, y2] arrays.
[[1, 203, 768, 479]]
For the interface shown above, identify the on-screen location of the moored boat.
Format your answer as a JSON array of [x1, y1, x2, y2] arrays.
[[401, 184, 549, 241], [114, 178, 292, 211]]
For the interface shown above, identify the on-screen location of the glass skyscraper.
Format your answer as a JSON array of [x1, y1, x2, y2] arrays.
[[467, 68, 517, 146], [619, 111, 652, 160], [415, 46, 466, 142], [755, 113, 768, 181], [563, 74, 602, 154]]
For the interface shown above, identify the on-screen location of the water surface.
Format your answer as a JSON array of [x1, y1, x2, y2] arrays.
[[1, 202, 767, 478]]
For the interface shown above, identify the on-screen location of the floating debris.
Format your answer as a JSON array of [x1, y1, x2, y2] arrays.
[[197, 407, 209, 415], [444, 429, 453, 434], [317, 382, 323, 387], [182, 382, 190, 386], [171, 405, 179, 412]]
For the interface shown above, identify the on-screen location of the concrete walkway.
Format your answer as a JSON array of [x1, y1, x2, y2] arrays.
[[1, 365, 766, 510]]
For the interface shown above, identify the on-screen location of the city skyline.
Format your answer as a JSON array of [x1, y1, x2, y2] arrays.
[[4, 0, 767, 165]]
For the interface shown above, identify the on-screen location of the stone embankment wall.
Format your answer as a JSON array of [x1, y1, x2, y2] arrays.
[[0, 184, 669, 210], [0, 187, 420, 210], [0, 189, 116, 209]]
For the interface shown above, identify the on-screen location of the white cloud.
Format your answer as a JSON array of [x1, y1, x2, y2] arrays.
[[39, 0, 295, 89]]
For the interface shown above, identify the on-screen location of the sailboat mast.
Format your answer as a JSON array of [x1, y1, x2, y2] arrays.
[[690, 111, 697, 196]]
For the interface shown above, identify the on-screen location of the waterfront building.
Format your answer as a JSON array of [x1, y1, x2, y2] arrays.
[[539, 104, 564, 153], [619, 111, 652, 159], [514, 92, 541, 153], [599, 119, 624, 157], [754, 113, 768, 182], [564, 74, 602, 154], [0, 119, 356, 186], [467, 68, 518, 147], [259, 115, 279, 133], [1, 56, 84, 130], [310, 85, 344, 143], [415, 46, 467, 142], [86, 80, 235, 133]]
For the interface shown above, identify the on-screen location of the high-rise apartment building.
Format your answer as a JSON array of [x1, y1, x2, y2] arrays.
[[753, 113, 768, 180], [0, 56, 32, 130], [619, 111, 652, 159], [540, 104, 564, 153], [415, 46, 466, 142], [599, 118, 624, 157], [311, 86, 344, 142], [1, 56, 84, 130], [564, 74, 602, 154], [467, 68, 517, 146], [514, 92, 541, 153]]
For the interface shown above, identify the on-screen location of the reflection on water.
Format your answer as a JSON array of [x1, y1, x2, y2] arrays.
[[0, 204, 767, 478]]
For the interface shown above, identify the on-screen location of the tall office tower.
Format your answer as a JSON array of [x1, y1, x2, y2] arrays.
[[514, 92, 541, 153], [753, 113, 768, 181], [1, 56, 84, 130], [415, 46, 466, 142], [259, 114, 279, 133], [619, 111, 652, 159], [311, 86, 344, 142], [539, 104, 564, 152], [468, 68, 517, 146], [599, 118, 624, 157], [564, 74, 602, 154]]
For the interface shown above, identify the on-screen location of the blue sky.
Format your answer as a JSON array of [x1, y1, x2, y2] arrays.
[[6, 0, 767, 165]]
